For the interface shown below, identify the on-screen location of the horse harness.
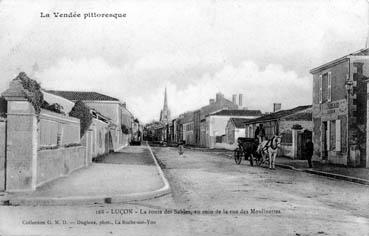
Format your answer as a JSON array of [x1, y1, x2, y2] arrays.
[[261, 136, 279, 152]]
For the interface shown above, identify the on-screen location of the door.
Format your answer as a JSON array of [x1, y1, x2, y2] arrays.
[[297, 130, 312, 159], [322, 122, 328, 160]]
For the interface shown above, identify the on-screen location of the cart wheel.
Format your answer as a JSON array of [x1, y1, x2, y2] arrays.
[[256, 153, 263, 166], [234, 149, 242, 165]]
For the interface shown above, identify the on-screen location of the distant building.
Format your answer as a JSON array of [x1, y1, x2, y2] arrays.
[[225, 118, 250, 147], [159, 88, 171, 124], [198, 92, 239, 147], [182, 111, 195, 145], [205, 109, 262, 149]]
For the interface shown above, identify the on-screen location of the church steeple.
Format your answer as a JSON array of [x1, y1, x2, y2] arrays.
[[164, 87, 168, 109], [160, 87, 171, 123]]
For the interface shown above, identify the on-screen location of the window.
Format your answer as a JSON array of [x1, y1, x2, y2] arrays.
[[319, 72, 331, 103], [281, 131, 292, 144]]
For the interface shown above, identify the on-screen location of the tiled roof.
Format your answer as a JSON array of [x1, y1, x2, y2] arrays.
[[282, 111, 312, 121], [45, 90, 119, 101], [229, 118, 250, 128], [210, 109, 262, 117], [244, 105, 311, 124]]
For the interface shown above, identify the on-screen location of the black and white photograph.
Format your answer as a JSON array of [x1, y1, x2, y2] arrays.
[[0, 0, 369, 235]]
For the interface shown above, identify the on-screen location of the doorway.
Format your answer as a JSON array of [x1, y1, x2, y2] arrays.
[[321, 121, 328, 160]]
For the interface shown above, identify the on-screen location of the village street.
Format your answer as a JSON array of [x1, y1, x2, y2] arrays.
[[1, 145, 369, 236]]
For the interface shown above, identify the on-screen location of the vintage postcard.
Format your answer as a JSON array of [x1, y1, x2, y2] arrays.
[[0, 0, 369, 235]]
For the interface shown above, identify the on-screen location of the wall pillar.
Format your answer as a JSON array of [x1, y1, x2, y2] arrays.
[[2, 78, 38, 191], [291, 129, 298, 160], [366, 80, 369, 168]]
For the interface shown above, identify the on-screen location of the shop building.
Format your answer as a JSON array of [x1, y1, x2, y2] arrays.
[[310, 48, 369, 167]]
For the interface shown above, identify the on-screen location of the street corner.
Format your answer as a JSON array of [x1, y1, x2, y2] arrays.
[[4, 145, 171, 206]]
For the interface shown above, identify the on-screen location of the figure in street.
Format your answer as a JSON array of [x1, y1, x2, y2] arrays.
[[255, 124, 266, 154], [305, 138, 314, 168], [178, 140, 185, 157]]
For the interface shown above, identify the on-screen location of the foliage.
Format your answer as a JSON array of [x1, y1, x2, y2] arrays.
[[18, 72, 44, 115], [41, 101, 65, 114], [121, 124, 130, 134], [69, 100, 93, 137], [64, 143, 82, 148]]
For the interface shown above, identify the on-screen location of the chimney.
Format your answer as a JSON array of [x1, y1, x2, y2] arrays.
[[216, 92, 224, 102], [209, 99, 215, 104], [239, 94, 243, 107], [232, 94, 237, 105], [273, 103, 282, 112]]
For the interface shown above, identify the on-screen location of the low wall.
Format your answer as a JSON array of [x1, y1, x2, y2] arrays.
[[280, 144, 293, 158], [37, 146, 85, 187]]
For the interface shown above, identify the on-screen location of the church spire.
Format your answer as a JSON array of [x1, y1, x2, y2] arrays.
[[159, 87, 171, 123], [164, 87, 168, 109]]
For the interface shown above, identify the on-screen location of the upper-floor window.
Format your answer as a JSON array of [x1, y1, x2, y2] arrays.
[[319, 72, 331, 104]]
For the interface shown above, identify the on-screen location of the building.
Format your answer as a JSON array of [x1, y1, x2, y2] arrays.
[[244, 105, 312, 159], [225, 118, 250, 147], [46, 90, 133, 151], [159, 88, 171, 124], [205, 109, 262, 148], [198, 92, 239, 147], [310, 48, 369, 167], [182, 111, 195, 145]]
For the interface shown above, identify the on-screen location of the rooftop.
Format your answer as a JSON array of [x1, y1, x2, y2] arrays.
[[45, 90, 120, 102], [229, 118, 251, 128], [310, 48, 369, 74], [244, 105, 311, 124], [209, 109, 262, 117]]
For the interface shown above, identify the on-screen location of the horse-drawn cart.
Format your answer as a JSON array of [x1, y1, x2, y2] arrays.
[[234, 135, 281, 169], [234, 137, 260, 166]]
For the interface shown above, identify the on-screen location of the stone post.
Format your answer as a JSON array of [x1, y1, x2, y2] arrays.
[[291, 129, 298, 160], [1, 76, 38, 191]]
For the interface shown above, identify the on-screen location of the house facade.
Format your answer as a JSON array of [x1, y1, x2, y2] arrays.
[[310, 48, 369, 167], [244, 105, 312, 159], [182, 111, 195, 145], [206, 109, 262, 149], [46, 91, 132, 151], [225, 118, 249, 147]]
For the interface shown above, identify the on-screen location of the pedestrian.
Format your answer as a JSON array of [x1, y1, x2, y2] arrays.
[[305, 138, 314, 168], [254, 124, 266, 144], [178, 140, 185, 156]]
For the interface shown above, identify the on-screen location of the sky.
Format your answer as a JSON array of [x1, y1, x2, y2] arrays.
[[0, 0, 368, 123]]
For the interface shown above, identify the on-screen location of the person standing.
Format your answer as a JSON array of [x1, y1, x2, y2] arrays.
[[305, 138, 314, 168], [254, 124, 266, 144], [178, 140, 185, 156]]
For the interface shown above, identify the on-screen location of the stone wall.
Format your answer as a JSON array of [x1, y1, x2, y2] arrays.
[[37, 146, 85, 186]]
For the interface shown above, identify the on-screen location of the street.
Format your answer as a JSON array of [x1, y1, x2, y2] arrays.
[[1, 146, 369, 236]]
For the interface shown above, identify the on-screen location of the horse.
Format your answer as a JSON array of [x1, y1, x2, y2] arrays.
[[257, 135, 282, 169]]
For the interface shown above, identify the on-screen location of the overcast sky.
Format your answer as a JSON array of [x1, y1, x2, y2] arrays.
[[0, 0, 368, 122]]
